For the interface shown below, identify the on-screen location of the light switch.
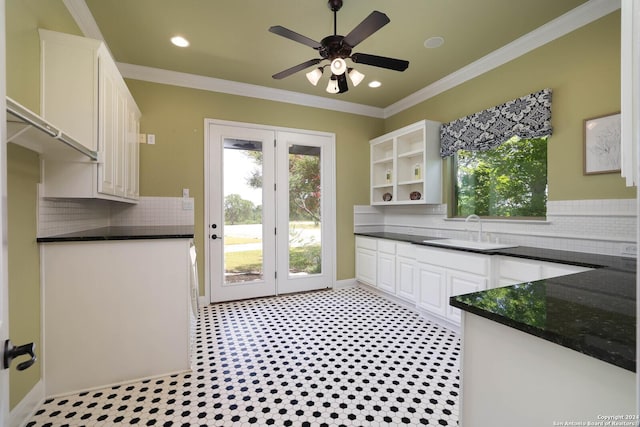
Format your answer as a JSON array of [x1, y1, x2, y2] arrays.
[[138, 133, 146, 144], [182, 188, 189, 198], [147, 134, 156, 145]]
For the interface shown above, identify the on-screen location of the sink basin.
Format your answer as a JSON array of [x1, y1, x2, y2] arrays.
[[424, 238, 518, 251]]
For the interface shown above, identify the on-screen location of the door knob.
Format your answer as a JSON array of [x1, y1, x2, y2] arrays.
[[3, 339, 37, 371]]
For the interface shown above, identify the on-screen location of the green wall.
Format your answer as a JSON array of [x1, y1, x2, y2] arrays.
[[385, 11, 633, 201], [127, 80, 382, 288], [7, 145, 41, 408]]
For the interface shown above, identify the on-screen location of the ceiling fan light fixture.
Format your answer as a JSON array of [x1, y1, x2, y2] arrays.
[[337, 73, 349, 93], [348, 68, 365, 87], [326, 75, 340, 93], [330, 58, 347, 75], [306, 67, 323, 86]]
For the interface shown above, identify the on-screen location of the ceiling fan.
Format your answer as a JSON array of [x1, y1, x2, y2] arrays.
[[268, 0, 409, 94]]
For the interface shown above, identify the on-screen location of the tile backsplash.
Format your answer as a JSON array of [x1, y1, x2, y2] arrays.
[[354, 199, 638, 257], [38, 196, 195, 237]]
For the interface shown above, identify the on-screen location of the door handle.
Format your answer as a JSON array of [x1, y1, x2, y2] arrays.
[[211, 234, 218, 240], [3, 339, 37, 371]]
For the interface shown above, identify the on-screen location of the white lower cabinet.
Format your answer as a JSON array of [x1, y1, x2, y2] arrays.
[[354, 236, 593, 329], [416, 263, 447, 317], [376, 240, 396, 294], [445, 271, 487, 323], [416, 246, 490, 327], [41, 239, 193, 396], [355, 236, 377, 286], [395, 243, 418, 302], [496, 256, 591, 286]]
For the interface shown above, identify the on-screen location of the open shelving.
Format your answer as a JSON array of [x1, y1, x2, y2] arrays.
[[369, 120, 442, 205]]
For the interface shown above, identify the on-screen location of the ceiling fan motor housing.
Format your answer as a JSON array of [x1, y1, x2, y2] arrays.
[[320, 35, 352, 60]]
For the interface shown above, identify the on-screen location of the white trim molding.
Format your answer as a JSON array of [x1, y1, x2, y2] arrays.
[[64, 0, 619, 119], [9, 380, 44, 427]]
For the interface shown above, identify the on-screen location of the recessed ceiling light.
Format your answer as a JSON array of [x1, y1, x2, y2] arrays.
[[368, 81, 382, 88], [424, 36, 445, 49], [171, 36, 190, 47]]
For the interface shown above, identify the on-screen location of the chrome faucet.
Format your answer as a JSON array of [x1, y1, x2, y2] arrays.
[[465, 214, 483, 242]]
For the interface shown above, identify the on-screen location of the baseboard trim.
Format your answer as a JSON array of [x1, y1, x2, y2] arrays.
[[10, 379, 45, 427], [335, 278, 358, 289]]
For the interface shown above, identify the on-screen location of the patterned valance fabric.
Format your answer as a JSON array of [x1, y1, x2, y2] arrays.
[[439, 88, 553, 157]]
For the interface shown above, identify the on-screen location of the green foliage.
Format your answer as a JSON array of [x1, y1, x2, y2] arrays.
[[455, 137, 547, 218], [288, 154, 321, 223], [224, 194, 261, 225], [289, 245, 322, 274], [244, 150, 321, 223]]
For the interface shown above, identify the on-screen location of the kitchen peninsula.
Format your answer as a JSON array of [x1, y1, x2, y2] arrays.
[[355, 231, 636, 426]]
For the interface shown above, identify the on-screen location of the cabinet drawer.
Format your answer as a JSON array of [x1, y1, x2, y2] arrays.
[[378, 239, 396, 255], [498, 258, 542, 282], [396, 242, 415, 259], [416, 247, 490, 276], [356, 236, 377, 251]]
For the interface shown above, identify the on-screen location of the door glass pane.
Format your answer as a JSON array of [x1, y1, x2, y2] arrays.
[[223, 139, 263, 284], [288, 144, 321, 276]]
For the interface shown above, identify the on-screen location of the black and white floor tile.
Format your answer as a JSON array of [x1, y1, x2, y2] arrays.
[[27, 287, 460, 426]]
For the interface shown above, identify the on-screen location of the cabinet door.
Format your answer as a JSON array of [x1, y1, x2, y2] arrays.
[[125, 100, 140, 200], [355, 248, 377, 286], [98, 57, 118, 196], [447, 271, 487, 324], [396, 255, 416, 302], [416, 262, 447, 317], [377, 252, 395, 293]]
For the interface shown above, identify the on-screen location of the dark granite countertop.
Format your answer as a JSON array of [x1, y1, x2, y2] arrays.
[[355, 231, 636, 371], [37, 225, 195, 242]]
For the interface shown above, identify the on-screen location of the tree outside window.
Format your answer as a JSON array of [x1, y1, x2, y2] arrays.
[[454, 136, 548, 218]]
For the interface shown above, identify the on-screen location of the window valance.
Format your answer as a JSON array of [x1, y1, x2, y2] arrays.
[[439, 88, 553, 157]]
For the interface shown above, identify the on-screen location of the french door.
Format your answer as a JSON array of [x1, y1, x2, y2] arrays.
[[206, 121, 335, 303]]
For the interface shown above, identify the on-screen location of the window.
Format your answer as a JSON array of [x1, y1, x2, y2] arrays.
[[454, 136, 548, 218]]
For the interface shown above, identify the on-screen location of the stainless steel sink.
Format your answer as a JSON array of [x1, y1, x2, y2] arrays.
[[424, 238, 518, 251]]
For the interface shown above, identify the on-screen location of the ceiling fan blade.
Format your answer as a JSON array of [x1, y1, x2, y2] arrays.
[[342, 11, 390, 48], [272, 58, 322, 79], [351, 53, 409, 71], [269, 25, 322, 49]]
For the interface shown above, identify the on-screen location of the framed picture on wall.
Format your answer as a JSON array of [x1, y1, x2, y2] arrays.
[[583, 112, 621, 175]]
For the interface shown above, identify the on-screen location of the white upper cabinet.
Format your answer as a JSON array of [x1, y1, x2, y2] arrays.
[[39, 29, 141, 202], [370, 120, 442, 205]]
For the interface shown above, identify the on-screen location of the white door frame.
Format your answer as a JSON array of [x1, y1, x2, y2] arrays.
[[203, 118, 336, 304], [1, 0, 10, 422]]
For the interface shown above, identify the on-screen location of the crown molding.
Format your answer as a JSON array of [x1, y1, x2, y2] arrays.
[[384, 0, 621, 118], [62, 0, 105, 41], [66, 0, 619, 120], [116, 63, 385, 118]]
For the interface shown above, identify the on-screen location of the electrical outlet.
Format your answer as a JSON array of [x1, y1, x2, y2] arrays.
[[138, 133, 146, 144], [620, 244, 637, 257], [182, 188, 189, 198], [147, 134, 156, 145], [182, 199, 194, 211]]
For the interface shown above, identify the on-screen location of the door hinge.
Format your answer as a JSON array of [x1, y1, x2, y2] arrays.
[[275, 271, 277, 279], [274, 183, 277, 191], [275, 227, 277, 235]]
